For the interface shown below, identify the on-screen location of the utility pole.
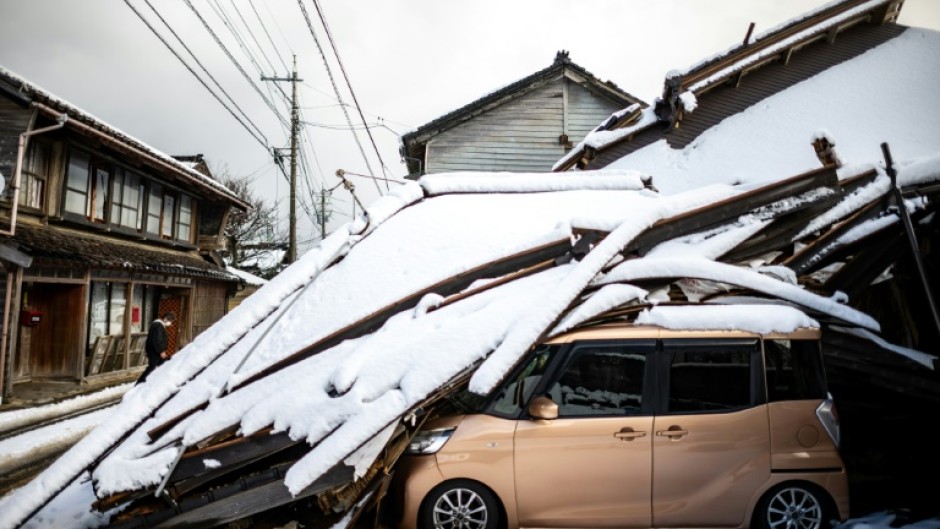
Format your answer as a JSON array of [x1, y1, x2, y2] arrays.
[[262, 56, 302, 264]]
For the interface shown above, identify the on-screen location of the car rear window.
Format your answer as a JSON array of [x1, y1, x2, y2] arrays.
[[764, 339, 827, 401]]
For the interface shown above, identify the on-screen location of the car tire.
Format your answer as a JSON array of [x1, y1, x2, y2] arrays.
[[419, 479, 500, 529], [753, 482, 837, 529]]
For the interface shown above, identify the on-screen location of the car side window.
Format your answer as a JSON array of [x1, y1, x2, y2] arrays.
[[664, 340, 756, 414], [764, 339, 826, 402], [488, 344, 558, 418], [546, 344, 651, 417]]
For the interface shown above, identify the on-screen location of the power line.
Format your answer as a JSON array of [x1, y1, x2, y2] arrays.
[[123, 0, 269, 149], [311, 0, 391, 186], [296, 0, 383, 195], [210, 0, 292, 113], [138, 0, 270, 143], [225, 0, 281, 78], [183, 0, 289, 129], [211, 0, 292, 118], [248, 0, 290, 74]]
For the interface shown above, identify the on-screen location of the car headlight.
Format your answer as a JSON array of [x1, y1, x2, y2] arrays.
[[406, 427, 455, 455]]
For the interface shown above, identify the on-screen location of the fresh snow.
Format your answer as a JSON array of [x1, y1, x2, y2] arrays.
[[605, 28, 940, 194], [3, 5, 940, 529]]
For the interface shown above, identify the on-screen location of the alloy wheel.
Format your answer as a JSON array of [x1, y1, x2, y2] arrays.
[[765, 486, 824, 529], [431, 487, 489, 529]]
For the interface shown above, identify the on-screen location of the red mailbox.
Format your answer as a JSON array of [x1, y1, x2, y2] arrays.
[[20, 309, 44, 327]]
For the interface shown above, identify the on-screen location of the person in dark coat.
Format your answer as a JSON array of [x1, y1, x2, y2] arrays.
[[136, 312, 175, 385]]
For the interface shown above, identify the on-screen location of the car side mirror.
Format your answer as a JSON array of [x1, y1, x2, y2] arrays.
[[528, 395, 558, 420]]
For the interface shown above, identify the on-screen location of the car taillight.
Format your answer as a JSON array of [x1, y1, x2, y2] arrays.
[[816, 393, 840, 448]]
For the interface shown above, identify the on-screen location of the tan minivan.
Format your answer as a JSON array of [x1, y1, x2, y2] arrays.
[[387, 324, 848, 529]]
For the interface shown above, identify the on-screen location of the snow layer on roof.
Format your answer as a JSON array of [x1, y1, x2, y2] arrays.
[[0, 66, 239, 203], [227, 266, 268, 286], [598, 257, 879, 330], [685, 0, 893, 93], [420, 168, 649, 195], [605, 28, 940, 195], [635, 304, 819, 334]]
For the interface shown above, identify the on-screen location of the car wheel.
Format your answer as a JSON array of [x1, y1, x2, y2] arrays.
[[754, 483, 836, 529], [420, 479, 499, 529]]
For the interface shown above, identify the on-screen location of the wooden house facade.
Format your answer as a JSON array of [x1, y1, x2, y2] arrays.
[[400, 51, 644, 177], [0, 66, 249, 402]]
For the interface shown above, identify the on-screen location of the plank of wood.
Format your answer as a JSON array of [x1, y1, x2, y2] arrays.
[[230, 237, 574, 393], [145, 464, 355, 529], [784, 198, 888, 275], [625, 167, 840, 258], [719, 191, 843, 264], [146, 237, 574, 442]]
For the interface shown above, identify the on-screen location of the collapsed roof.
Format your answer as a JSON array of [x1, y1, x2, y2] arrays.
[[2, 0, 939, 527], [1, 156, 938, 528]]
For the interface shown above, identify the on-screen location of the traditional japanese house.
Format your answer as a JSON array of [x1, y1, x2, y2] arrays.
[[0, 66, 250, 403]]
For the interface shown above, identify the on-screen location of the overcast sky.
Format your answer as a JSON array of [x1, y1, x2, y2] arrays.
[[1, 0, 938, 251]]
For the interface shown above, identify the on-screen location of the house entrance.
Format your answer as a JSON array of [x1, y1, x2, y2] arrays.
[[14, 283, 84, 381], [157, 297, 182, 357]]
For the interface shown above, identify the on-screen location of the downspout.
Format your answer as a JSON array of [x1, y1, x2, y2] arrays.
[[0, 107, 69, 237], [0, 270, 13, 403]]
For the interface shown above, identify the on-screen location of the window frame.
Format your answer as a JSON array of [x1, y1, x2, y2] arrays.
[[544, 341, 656, 418], [63, 148, 92, 217], [19, 138, 51, 210], [110, 168, 144, 231], [659, 338, 763, 415], [61, 146, 199, 246]]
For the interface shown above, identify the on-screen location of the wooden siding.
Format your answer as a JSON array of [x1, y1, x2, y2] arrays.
[[565, 80, 626, 141], [192, 280, 227, 338], [0, 98, 32, 200], [591, 22, 907, 169], [20, 282, 85, 379], [426, 80, 623, 174]]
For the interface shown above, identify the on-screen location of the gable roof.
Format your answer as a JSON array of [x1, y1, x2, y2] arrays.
[[400, 51, 645, 175], [554, 0, 908, 174], [0, 66, 249, 210]]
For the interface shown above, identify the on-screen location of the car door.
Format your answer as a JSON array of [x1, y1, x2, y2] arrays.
[[652, 339, 771, 527], [514, 341, 655, 528]]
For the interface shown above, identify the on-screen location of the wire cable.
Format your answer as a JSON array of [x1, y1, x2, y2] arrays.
[[123, 0, 269, 149], [312, 0, 391, 185], [296, 0, 383, 195], [248, 0, 291, 74], [138, 0, 270, 143], [184, 0, 289, 129]]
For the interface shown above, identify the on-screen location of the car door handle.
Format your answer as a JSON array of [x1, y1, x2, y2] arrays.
[[656, 426, 688, 439], [613, 427, 647, 441]]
